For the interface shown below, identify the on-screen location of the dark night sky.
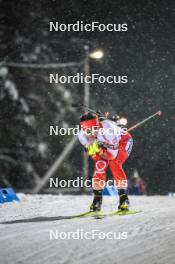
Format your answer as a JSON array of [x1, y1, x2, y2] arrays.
[[2, 0, 174, 113]]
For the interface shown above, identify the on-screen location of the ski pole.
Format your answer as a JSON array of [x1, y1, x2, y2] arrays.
[[127, 110, 162, 132], [72, 104, 162, 131]]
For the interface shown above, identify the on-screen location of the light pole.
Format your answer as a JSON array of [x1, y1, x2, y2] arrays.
[[82, 46, 104, 191], [83, 48, 104, 107]]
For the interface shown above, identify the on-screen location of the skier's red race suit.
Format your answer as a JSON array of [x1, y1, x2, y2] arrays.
[[78, 119, 133, 190]]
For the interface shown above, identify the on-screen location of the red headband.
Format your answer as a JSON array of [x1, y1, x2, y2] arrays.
[[80, 118, 99, 130]]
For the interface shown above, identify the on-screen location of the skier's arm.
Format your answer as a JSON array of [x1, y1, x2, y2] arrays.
[[78, 132, 101, 157], [87, 141, 116, 160], [78, 130, 116, 160]]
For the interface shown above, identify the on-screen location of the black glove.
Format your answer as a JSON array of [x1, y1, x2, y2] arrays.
[[97, 141, 107, 149]]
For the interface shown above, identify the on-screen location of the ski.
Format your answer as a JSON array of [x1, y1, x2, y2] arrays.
[[73, 210, 142, 219], [108, 210, 142, 216], [1, 210, 142, 224]]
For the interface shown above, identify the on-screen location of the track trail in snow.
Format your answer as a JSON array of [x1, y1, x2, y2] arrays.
[[0, 195, 175, 264]]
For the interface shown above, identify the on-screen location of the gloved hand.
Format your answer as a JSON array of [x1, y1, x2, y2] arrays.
[[97, 141, 106, 148], [87, 141, 101, 156]]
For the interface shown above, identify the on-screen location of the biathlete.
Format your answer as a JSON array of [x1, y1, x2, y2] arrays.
[[78, 112, 133, 212]]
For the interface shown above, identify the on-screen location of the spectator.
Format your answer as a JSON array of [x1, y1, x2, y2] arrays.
[[128, 169, 146, 195]]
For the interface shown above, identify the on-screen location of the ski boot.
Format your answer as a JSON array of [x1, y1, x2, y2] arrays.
[[118, 189, 130, 211], [90, 190, 103, 212]]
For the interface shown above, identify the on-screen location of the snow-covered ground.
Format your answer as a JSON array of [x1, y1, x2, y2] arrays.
[[0, 194, 175, 264]]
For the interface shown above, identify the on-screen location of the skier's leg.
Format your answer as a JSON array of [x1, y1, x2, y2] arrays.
[[109, 138, 133, 210], [90, 159, 108, 211], [109, 148, 128, 188]]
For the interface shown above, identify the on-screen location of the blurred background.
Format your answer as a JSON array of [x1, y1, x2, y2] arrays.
[[0, 0, 174, 195]]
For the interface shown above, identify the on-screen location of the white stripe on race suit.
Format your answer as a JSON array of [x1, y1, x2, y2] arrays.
[[125, 138, 133, 155]]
